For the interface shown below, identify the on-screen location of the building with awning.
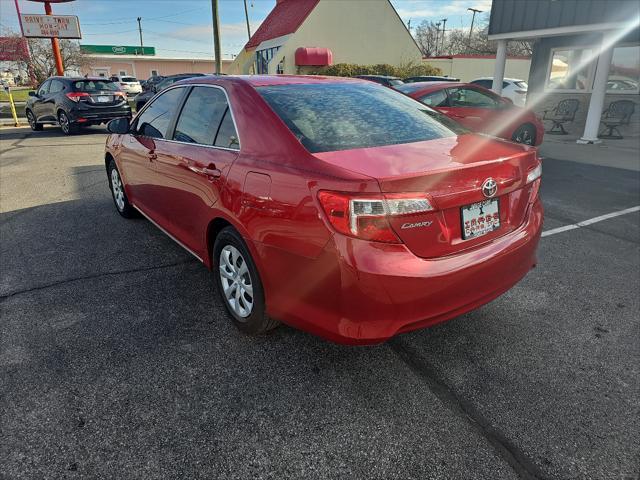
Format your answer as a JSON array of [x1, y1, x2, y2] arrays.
[[488, 0, 639, 144], [229, 0, 422, 75]]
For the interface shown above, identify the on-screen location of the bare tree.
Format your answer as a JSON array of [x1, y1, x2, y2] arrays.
[[414, 20, 440, 57], [22, 38, 90, 83], [2, 29, 89, 85]]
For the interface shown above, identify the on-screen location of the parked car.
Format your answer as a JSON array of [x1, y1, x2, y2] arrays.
[[142, 75, 166, 91], [109, 75, 142, 96], [25, 77, 131, 135], [404, 75, 460, 83], [355, 75, 404, 87], [469, 77, 528, 107], [133, 73, 206, 111], [397, 81, 544, 146], [105, 76, 543, 345]]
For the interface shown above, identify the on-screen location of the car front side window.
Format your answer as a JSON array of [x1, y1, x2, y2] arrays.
[[134, 87, 185, 139], [49, 80, 65, 94], [37, 81, 50, 96]]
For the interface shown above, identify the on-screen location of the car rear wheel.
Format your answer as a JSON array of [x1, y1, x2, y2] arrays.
[[26, 109, 43, 131], [512, 124, 536, 145], [58, 111, 78, 135], [107, 159, 137, 218], [213, 227, 278, 335]]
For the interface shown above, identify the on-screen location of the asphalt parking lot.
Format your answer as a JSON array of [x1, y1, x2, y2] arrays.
[[1, 125, 638, 480]]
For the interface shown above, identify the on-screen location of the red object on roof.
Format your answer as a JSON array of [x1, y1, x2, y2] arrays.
[[245, 0, 320, 50], [295, 47, 333, 66]]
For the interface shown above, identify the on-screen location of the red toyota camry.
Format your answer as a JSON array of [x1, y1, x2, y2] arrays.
[[396, 81, 545, 146], [105, 75, 543, 345]]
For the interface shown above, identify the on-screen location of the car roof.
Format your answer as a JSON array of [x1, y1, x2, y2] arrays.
[[177, 74, 367, 88], [355, 75, 400, 80], [471, 77, 524, 82]]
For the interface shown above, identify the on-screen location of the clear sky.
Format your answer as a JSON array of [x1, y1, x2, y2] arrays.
[[0, 0, 492, 59]]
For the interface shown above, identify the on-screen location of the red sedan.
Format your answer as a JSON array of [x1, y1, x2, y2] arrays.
[[396, 82, 544, 146], [105, 75, 543, 345]]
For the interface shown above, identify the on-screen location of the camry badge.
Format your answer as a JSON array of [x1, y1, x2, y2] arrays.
[[482, 178, 498, 198], [401, 221, 433, 229]]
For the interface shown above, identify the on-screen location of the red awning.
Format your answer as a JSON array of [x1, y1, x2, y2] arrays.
[[295, 47, 333, 66]]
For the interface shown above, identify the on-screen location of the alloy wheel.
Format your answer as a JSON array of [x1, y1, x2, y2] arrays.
[[59, 112, 69, 134], [110, 168, 125, 211], [27, 111, 36, 129], [219, 245, 254, 318]]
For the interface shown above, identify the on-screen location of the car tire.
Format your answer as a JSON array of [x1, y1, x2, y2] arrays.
[[512, 124, 536, 145], [107, 159, 137, 218], [58, 110, 78, 135], [26, 109, 43, 131], [213, 227, 279, 335]]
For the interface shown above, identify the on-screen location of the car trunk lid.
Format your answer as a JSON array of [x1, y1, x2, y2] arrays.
[[314, 134, 540, 258]]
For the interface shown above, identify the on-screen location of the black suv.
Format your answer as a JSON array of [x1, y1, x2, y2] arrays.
[[133, 73, 206, 111], [25, 76, 132, 135]]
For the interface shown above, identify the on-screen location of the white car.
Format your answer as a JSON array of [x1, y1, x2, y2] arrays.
[[109, 75, 142, 96], [469, 77, 528, 107]]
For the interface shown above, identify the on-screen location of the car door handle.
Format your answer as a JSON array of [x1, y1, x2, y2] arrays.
[[187, 163, 222, 179]]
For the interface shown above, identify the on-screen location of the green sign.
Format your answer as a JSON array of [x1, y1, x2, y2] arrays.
[[80, 45, 155, 56]]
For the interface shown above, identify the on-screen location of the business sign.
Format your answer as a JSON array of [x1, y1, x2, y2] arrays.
[[0, 37, 30, 61], [20, 14, 81, 39], [80, 44, 156, 56]]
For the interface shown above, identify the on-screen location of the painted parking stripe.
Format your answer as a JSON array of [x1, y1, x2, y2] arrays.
[[542, 206, 640, 237]]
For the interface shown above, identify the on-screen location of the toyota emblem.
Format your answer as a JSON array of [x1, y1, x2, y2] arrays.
[[482, 178, 498, 198]]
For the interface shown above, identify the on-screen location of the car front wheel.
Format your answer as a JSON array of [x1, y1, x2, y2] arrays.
[[213, 227, 278, 335], [26, 109, 43, 131]]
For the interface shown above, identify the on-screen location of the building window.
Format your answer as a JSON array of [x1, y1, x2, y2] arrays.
[[151, 70, 159, 77], [546, 48, 595, 92], [256, 46, 280, 74], [119, 70, 127, 76], [607, 45, 640, 94]]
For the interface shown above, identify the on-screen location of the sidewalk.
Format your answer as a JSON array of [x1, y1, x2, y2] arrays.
[[539, 133, 640, 171]]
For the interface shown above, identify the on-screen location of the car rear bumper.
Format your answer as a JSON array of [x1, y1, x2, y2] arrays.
[[261, 199, 543, 345], [68, 105, 132, 123]]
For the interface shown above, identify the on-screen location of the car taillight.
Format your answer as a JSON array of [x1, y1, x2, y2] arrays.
[[526, 163, 542, 203], [318, 191, 433, 243], [65, 92, 90, 102]]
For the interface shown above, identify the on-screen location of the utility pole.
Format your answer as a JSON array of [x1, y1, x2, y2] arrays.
[[440, 18, 447, 55], [137, 17, 144, 55], [435, 22, 441, 56], [211, 0, 222, 74], [243, 0, 251, 40], [467, 8, 482, 52]]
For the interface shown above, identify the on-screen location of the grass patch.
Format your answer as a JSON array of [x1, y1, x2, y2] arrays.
[[0, 88, 31, 103]]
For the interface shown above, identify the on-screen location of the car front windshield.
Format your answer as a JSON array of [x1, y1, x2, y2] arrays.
[[257, 82, 461, 153], [73, 80, 120, 92], [122, 77, 137, 83]]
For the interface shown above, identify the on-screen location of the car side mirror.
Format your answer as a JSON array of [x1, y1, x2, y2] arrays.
[[107, 117, 130, 134], [28, 91, 37, 97]]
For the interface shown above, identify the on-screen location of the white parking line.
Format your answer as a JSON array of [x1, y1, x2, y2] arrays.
[[542, 206, 640, 237]]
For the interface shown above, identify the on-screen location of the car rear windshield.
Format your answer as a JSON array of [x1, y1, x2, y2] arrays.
[[257, 83, 460, 153], [73, 80, 120, 92], [121, 77, 137, 83]]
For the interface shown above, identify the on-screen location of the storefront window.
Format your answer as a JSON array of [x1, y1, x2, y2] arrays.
[[607, 45, 640, 93], [546, 48, 594, 91]]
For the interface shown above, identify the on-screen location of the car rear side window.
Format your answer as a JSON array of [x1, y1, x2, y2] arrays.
[[214, 109, 240, 150], [419, 89, 448, 107], [257, 83, 456, 153], [135, 87, 185, 139], [173, 87, 228, 145], [49, 80, 65, 94]]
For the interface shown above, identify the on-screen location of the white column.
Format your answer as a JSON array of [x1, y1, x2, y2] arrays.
[[578, 36, 615, 144], [492, 40, 507, 95]]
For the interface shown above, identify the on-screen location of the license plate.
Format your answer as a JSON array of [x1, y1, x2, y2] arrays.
[[461, 199, 500, 240], [96, 96, 111, 103]]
